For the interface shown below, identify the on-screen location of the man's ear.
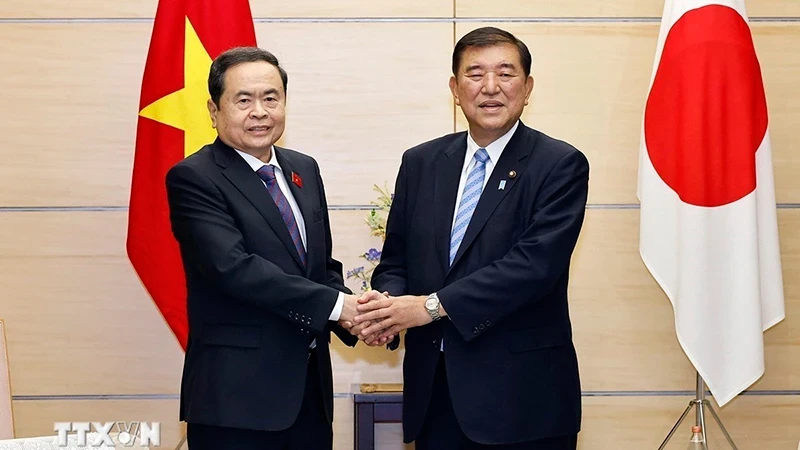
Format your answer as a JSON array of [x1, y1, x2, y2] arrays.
[[523, 76, 534, 106], [449, 76, 461, 106], [207, 98, 218, 128]]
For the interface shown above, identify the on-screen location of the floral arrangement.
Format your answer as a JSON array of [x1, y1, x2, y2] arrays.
[[346, 183, 393, 292]]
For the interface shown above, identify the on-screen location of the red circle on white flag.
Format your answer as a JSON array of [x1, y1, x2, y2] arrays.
[[644, 4, 768, 207]]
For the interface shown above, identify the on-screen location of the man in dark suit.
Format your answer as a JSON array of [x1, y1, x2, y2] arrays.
[[354, 27, 590, 449], [165, 47, 370, 449]]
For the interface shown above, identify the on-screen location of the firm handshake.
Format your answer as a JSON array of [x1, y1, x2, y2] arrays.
[[337, 291, 446, 347]]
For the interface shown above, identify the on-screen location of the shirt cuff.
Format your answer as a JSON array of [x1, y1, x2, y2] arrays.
[[328, 292, 345, 321]]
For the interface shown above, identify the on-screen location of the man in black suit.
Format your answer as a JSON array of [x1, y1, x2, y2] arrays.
[[355, 27, 589, 449], [165, 47, 374, 449]]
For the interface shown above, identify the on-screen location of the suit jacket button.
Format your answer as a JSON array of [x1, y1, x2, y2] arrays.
[[473, 327, 479, 334], [479, 324, 485, 331], [485, 320, 491, 327]]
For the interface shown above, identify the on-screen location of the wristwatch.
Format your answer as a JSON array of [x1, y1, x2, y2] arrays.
[[424, 293, 441, 321]]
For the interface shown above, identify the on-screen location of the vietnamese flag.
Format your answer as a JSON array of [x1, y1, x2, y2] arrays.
[[638, 0, 785, 405], [127, 0, 257, 350]]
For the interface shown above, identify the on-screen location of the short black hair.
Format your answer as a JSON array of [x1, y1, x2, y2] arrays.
[[208, 47, 288, 107], [452, 27, 532, 77]]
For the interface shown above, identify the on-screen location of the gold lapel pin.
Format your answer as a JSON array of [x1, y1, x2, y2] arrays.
[[508, 170, 517, 179]]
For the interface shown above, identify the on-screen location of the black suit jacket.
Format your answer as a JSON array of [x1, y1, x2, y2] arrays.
[[372, 122, 589, 444], [165, 138, 357, 432]]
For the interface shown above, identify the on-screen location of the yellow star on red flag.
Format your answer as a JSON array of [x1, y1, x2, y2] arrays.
[[139, 18, 215, 157]]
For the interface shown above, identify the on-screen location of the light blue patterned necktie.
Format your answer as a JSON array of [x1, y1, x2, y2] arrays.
[[449, 148, 489, 265]]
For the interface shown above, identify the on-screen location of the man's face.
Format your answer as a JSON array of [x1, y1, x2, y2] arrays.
[[208, 60, 286, 158], [449, 43, 534, 146]]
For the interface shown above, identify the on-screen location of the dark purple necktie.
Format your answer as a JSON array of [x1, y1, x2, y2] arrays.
[[256, 165, 307, 267]]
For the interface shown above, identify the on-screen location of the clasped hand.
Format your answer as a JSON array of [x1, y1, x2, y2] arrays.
[[338, 291, 432, 347]]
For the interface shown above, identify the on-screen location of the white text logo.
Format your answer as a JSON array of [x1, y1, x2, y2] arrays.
[[53, 422, 160, 447]]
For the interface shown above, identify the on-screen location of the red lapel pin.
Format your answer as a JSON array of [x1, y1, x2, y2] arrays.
[[292, 172, 303, 188]]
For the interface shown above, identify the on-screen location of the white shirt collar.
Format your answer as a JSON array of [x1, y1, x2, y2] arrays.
[[234, 146, 282, 174], [465, 120, 519, 170]]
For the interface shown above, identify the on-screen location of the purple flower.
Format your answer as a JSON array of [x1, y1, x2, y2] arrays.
[[346, 266, 365, 278], [364, 248, 381, 262]]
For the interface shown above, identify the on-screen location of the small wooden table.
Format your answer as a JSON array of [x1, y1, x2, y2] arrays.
[[354, 383, 403, 450]]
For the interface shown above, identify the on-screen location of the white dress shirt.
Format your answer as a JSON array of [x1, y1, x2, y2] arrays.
[[234, 148, 345, 326], [441, 120, 519, 351]]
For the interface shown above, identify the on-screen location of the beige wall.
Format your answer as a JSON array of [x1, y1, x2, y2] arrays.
[[0, 1, 797, 448]]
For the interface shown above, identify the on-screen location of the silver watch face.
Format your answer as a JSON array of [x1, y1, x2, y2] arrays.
[[425, 298, 438, 310]]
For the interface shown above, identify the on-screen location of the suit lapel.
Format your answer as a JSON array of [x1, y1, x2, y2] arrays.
[[434, 134, 468, 275], [213, 140, 305, 270], [275, 147, 315, 276], [448, 124, 535, 272]]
